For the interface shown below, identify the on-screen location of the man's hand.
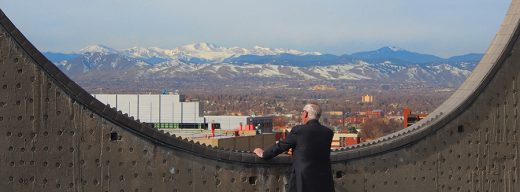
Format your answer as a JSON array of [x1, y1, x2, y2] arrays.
[[254, 148, 264, 158]]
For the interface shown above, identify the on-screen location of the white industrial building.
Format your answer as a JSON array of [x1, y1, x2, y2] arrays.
[[93, 93, 272, 132], [93, 93, 204, 124], [205, 116, 273, 133], [205, 116, 249, 130]]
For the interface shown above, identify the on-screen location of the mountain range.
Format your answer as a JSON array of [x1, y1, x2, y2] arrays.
[[43, 43, 483, 87]]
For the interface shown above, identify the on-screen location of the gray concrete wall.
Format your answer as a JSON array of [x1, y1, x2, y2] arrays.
[[1, 0, 520, 191]]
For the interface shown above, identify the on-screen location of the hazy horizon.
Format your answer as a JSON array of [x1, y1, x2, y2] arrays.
[[43, 43, 485, 59], [0, 0, 510, 57]]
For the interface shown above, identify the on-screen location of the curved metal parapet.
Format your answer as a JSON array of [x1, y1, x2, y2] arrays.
[[0, 8, 290, 192], [0, 0, 519, 191]]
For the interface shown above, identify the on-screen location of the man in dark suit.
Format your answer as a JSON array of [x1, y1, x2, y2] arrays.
[[254, 103, 334, 192]]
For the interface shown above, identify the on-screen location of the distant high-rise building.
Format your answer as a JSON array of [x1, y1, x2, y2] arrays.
[[361, 94, 374, 103]]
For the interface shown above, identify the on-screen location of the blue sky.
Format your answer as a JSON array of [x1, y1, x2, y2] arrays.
[[0, 0, 511, 57]]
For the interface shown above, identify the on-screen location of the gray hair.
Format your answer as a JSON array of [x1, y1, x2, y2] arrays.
[[303, 103, 321, 120]]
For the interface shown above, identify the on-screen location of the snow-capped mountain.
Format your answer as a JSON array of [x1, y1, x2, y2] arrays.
[[78, 44, 119, 55], [54, 52, 149, 76], [43, 44, 483, 87], [118, 42, 322, 64]]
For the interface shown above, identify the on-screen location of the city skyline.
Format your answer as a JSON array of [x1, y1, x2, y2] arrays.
[[1, 0, 510, 57]]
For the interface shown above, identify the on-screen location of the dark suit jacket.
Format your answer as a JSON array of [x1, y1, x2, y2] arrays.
[[262, 119, 334, 192]]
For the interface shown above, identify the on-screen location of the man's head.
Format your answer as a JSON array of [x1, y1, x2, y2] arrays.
[[301, 103, 321, 124]]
